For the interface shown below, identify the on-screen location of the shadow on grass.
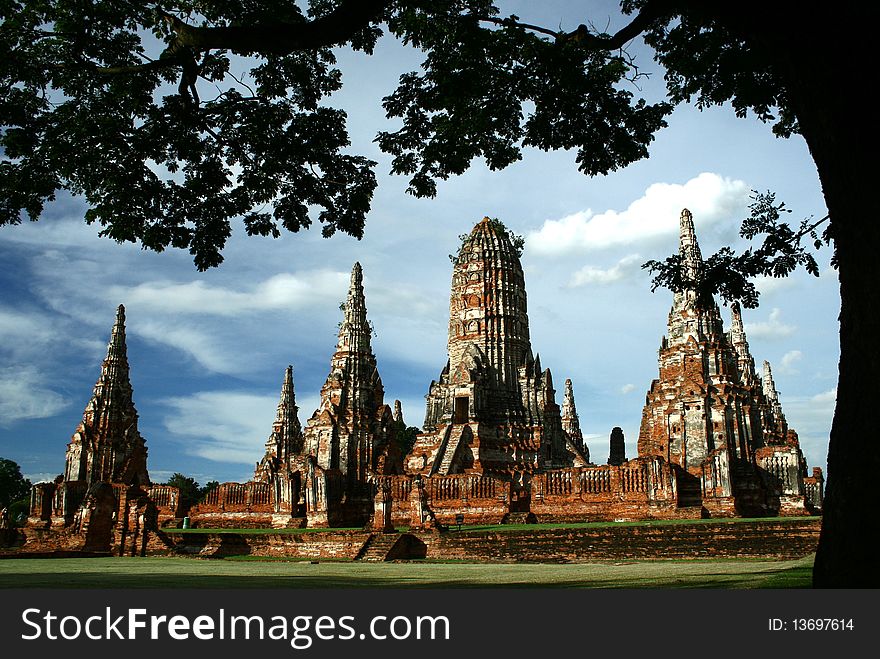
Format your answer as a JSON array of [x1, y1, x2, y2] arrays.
[[0, 561, 813, 589]]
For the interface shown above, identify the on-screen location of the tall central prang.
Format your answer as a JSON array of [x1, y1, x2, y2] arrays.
[[408, 217, 588, 479]]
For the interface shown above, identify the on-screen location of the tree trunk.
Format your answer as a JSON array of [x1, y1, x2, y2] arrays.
[[762, 10, 880, 586], [810, 161, 880, 587]]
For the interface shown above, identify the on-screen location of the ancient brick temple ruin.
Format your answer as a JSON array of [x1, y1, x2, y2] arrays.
[[637, 210, 824, 516], [24, 213, 823, 541], [189, 263, 402, 528], [25, 306, 181, 554], [407, 217, 589, 482]]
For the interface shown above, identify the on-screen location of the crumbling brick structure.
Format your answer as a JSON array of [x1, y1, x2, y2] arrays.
[[637, 209, 822, 517], [23, 213, 823, 543], [407, 217, 589, 479], [24, 306, 180, 554], [182, 214, 825, 530], [189, 263, 402, 529]]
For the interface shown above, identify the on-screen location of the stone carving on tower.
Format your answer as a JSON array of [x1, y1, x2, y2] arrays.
[[407, 217, 588, 479], [64, 305, 150, 488]]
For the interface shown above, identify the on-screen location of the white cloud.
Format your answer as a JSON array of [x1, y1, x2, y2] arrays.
[[527, 172, 749, 255], [811, 387, 837, 404], [779, 350, 803, 375], [780, 387, 837, 471], [753, 275, 796, 297], [161, 391, 283, 464], [0, 307, 67, 364], [745, 308, 796, 340], [136, 321, 244, 375], [0, 366, 69, 426], [620, 384, 636, 394], [0, 308, 54, 346], [24, 472, 60, 484], [109, 270, 350, 317], [159, 384, 428, 468], [568, 254, 642, 287]]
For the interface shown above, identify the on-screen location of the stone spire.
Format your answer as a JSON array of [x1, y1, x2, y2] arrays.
[[729, 301, 746, 342], [762, 360, 786, 427], [666, 209, 723, 344], [64, 304, 149, 486], [762, 361, 778, 403], [561, 379, 587, 460], [277, 365, 302, 450], [335, 262, 371, 354], [106, 304, 128, 376], [93, 304, 132, 423], [255, 365, 304, 481], [303, 262, 394, 490], [276, 368, 302, 448], [678, 208, 703, 286]]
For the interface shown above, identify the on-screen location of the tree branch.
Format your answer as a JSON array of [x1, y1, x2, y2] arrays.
[[471, 1, 669, 49], [161, 0, 389, 54], [95, 59, 176, 75], [472, 16, 563, 39], [794, 214, 830, 241]]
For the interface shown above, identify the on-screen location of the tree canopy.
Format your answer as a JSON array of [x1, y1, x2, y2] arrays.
[[0, 457, 32, 510], [164, 472, 217, 506], [2, 1, 877, 586], [1, 1, 672, 268]]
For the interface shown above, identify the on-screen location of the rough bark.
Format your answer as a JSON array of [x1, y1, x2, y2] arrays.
[[693, 1, 879, 585], [805, 117, 880, 587], [760, 8, 880, 587], [811, 177, 880, 587]]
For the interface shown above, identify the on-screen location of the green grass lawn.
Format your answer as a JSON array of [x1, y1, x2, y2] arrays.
[[0, 554, 815, 589]]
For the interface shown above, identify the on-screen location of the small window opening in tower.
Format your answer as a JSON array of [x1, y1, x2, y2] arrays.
[[453, 396, 469, 424]]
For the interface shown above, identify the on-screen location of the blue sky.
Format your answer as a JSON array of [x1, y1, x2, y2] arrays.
[[0, 1, 838, 487]]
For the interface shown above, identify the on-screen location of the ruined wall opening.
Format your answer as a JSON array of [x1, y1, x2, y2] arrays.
[[453, 397, 469, 424]]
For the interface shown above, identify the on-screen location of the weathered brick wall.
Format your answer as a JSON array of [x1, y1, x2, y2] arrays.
[[12, 527, 91, 555], [530, 460, 681, 522], [188, 482, 276, 527], [158, 531, 372, 559], [147, 485, 183, 522], [186, 512, 278, 529], [423, 518, 821, 562], [384, 474, 509, 527], [7, 518, 820, 562], [152, 518, 821, 561], [531, 499, 696, 523]]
